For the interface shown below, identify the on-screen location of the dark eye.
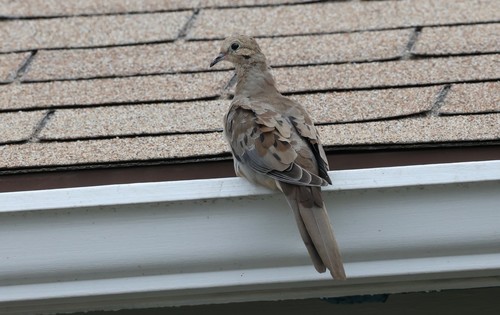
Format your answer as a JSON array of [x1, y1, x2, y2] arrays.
[[230, 42, 240, 50]]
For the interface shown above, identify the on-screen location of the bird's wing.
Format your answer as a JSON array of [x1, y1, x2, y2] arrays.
[[224, 98, 329, 187], [286, 103, 331, 184]]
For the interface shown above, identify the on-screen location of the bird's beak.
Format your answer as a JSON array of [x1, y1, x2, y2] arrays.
[[210, 53, 226, 67]]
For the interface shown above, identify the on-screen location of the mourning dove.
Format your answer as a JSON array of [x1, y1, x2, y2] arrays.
[[210, 35, 346, 280]]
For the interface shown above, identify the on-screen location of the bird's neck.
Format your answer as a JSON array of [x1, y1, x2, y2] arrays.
[[234, 62, 279, 98]]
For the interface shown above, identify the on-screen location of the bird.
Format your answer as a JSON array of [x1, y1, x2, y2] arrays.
[[210, 35, 346, 280]]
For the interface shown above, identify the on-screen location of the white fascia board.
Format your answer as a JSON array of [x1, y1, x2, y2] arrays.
[[0, 160, 499, 314]]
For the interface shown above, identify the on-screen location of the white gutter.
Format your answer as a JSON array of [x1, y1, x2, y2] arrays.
[[0, 160, 499, 314]]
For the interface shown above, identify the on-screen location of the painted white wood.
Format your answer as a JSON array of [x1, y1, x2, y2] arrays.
[[0, 160, 499, 314]]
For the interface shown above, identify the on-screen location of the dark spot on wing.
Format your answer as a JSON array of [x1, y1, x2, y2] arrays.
[[250, 127, 258, 137], [259, 133, 265, 142]]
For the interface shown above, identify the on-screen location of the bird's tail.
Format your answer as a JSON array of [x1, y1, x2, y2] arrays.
[[281, 183, 346, 280]]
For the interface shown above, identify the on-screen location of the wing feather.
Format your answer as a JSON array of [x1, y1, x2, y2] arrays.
[[224, 99, 329, 187]]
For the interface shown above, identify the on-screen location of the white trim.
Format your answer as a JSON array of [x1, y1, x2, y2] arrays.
[[2, 160, 499, 212], [0, 160, 499, 314]]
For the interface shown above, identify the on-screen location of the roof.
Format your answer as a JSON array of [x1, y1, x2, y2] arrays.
[[0, 0, 499, 173]]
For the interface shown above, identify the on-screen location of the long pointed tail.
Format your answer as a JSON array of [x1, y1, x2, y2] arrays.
[[281, 183, 346, 280]]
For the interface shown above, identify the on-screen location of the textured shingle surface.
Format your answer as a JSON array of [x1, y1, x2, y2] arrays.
[[413, 24, 500, 55], [39, 87, 440, 140], [39, 101, 227, 140], [0, 133, 227, 169], [0, 12, 192, 52], [0, 0, 498, 172], [0, 53, 30, 83], [0, 0, 306, 17], [24, 30, 410, 82], [0, 72, 229, 110], [24, 41, 220, 81], [3, 114, 498, 169], [0, 0, 197, 17], [260, 29, 411, 66], [293, 87, 440, 123], [319, 114, 500, 146], [0, 111, 47, 144], [188, 0, 499, 39], [441, 82, 500, 114], [274, 55, 498, 92]]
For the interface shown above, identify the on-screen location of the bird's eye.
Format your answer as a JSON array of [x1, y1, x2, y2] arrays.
[[231, 42, 240, 50]]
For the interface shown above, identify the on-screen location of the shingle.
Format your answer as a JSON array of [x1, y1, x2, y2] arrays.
[[3, 114, 499, 169], [38, 87, 440, 140], [0, 0, 199, 17], [39, 101, 227, 140], [6, 55, 496, 111], [24, 29, 410, 82], [0, 0, 306, 17], [24, 41, 221, 82], [318, 114, 500, 146], [440, 82, 500, 114], [203, 0, 322, 8], [0, 133, 228, 169], [0, 72, 229, 110], [0, 110, 47, 144], [0, 11, 192, 52], [293, 86, 440, 123], [0, 53, 30, 83], [259, 29, 411, 66], [273, 55, 498, 92], [188, 0, 499, 39], [413, 24, 500, 55]]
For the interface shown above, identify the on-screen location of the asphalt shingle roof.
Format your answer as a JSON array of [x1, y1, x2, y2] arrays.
[[0, 0, 498, 172]]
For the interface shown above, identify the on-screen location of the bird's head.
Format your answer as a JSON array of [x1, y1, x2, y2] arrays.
[[210, 35, 265, 68]]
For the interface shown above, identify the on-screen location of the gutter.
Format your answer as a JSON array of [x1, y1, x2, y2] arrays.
[[0, 160, 499, 314]]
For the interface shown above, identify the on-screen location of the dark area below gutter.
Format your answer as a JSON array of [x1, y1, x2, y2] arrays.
[[1, 146, 499, 193]]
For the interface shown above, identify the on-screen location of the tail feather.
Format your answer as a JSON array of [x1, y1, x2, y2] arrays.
[[290, 204, 327, 273], [281, 183, 346, 280]]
